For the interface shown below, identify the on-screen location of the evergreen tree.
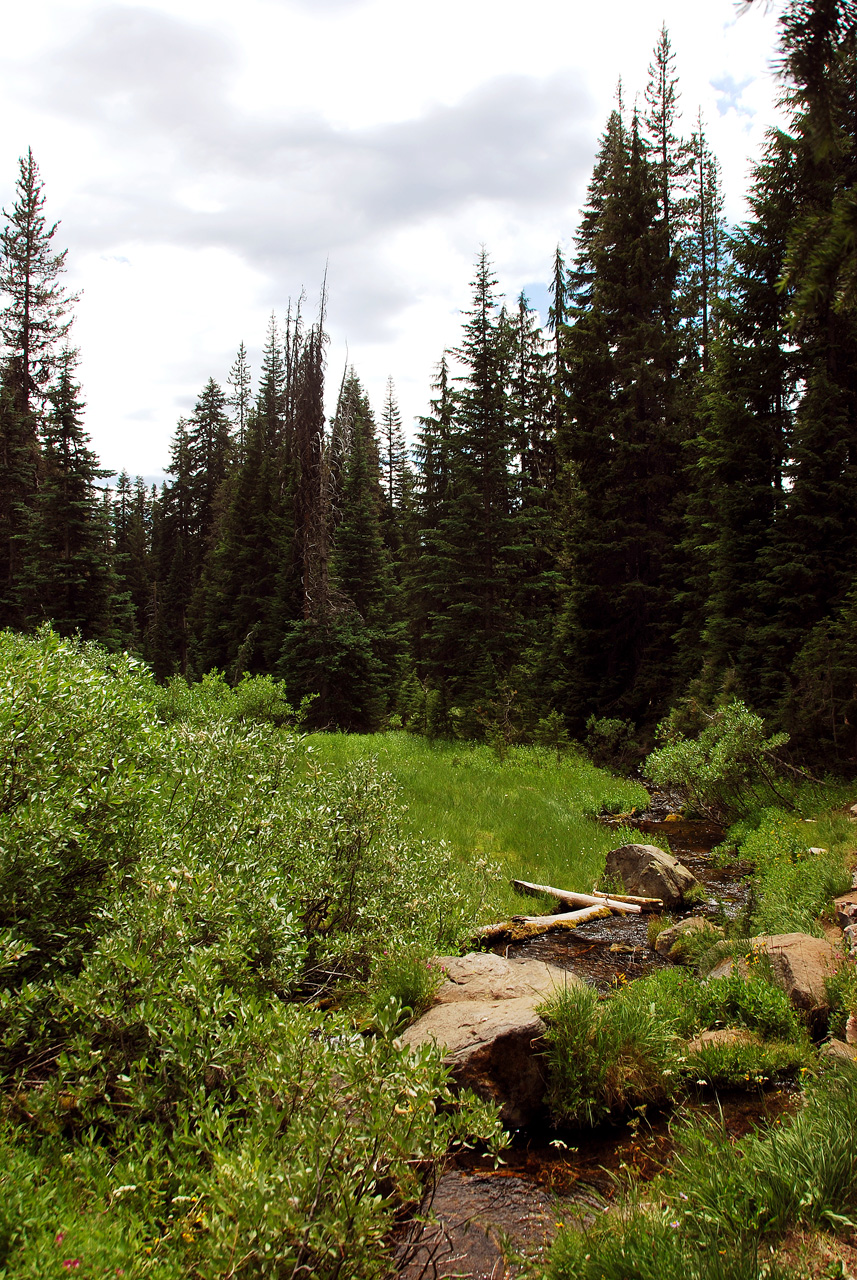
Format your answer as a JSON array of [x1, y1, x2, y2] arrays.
[[555, 109, 682, 727], [0, 150, 78, 413], [226, 341, 252, 456], [413, 250, 518, 711], [112, 471, 152, 649], [17, 349, 118, 641]]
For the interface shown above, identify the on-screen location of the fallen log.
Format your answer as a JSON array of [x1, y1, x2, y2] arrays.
[[474, 904, 611, 944], [512, 905, 613, 928], [590, 888, 663, 911], [511, 878, 641, 915]]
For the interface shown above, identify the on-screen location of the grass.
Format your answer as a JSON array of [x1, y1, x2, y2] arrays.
[[539, 966, 811, 1128], [546, 1064, 857, 1280], [302, 732, 649, 920]]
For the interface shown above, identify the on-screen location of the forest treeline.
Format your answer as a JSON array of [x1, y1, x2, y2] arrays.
[[1, 5, 856, 762]]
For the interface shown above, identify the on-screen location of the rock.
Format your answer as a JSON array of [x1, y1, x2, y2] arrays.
[[687, 1027, 758, 1052], [847, 1012, 857, 1045], [404, 953, 577, 1127], [822, 1038, 857, 1063], [432, 952, 570, 1004], [604, 843, 701, 909], [834, 891, 857, 930], [707, 932, 843, 1029], [654, 916, 724, 961]]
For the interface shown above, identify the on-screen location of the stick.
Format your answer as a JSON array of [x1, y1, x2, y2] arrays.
[[590, 888, 663, 910], [511, 878, 641, 915]]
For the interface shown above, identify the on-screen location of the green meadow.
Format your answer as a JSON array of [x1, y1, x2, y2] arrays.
[[303, 731, 649, 919]]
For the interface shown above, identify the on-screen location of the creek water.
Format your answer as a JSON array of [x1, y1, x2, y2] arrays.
[[396, 805, 778, 1280]]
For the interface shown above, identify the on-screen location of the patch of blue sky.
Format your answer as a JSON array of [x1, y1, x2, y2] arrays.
[[712, 74, 756, 121], [519, 281, 552, 327]]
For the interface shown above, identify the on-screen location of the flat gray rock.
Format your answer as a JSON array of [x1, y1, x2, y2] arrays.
[[404, 953, 577, 1127], [433, 951, 574, 1003]]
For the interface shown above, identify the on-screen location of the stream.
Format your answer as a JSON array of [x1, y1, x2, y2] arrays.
[[397, 806, 777, 1280]]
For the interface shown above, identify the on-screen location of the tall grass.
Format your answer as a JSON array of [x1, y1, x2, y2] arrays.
[[547, 1065, 857, 1280], [302, 733, 649, 919]]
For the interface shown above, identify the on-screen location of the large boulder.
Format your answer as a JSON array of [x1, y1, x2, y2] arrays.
[[403, 953, 576, 1127], [605, 843, 701, 909], [432, 952, 569, 1003], [707, 932, 843, 1029]]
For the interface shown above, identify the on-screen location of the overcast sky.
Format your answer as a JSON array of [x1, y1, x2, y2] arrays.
[[2, 0, 785, 479]]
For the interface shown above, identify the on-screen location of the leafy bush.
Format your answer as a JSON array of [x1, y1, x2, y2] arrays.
[[0, 629, 507, 1277], [0, 627, 158, 983], [584, 715, 640, 771], [645, 699, 794, 821]]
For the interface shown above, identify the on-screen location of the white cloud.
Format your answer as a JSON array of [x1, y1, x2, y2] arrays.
[[0, 0, 785, 471]]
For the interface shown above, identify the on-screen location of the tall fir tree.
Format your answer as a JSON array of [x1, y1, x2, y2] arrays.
[[555, 109, 682, 727], [17, 349, 118, 642]]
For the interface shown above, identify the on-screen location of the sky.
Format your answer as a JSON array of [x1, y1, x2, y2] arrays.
[[1, 0, 786, 480]]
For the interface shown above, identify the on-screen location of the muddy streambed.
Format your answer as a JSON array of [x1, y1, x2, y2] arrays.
[[397, 812, 769, 1278], [397, 1090, 798, 1280]]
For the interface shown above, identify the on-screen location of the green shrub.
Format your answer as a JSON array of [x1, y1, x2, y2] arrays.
[[645, 700, 793, 822], [0, 627, 157, 983], [0, 631, 508, 1279]]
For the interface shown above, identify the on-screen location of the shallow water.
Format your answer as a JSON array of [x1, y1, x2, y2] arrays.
[[397, 1090, 798, 1278]]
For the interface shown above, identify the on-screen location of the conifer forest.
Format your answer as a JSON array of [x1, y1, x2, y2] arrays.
[[2, 2, 857, 768]]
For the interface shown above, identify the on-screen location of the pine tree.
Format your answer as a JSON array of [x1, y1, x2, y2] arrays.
[[0, 151, 78, 414], [555, 109, 682, 727], [226, 341, 252, 456], [17, 349, 118, 641], [112, 470, 152, 648], [413, 250, 518, 711]]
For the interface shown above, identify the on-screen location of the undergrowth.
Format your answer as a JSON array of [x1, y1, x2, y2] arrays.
[[547, 1065, 857, 1280], [0, 628, 508, 1278], [302, 732, 649, 917], [540, 967, 810, 1127]]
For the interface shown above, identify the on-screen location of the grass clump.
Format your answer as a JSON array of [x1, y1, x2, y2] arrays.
[[540, 967, 810, 1127], [546, 1065, 857, 1280], [727, 807, 852, 936]]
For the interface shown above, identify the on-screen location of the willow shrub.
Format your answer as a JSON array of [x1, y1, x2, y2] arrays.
[[0, 629, 504, 1278]]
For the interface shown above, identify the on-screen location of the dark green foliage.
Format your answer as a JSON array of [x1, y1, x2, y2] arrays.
[[17, 351, 119, 642], [555, 110, 683, 726]]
